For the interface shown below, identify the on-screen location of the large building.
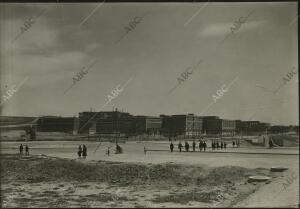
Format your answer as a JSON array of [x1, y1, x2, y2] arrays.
[[202, 116, 236, 136], [221, 119, 236, 136], [202, 116, 222, 135], [96, 112, 135, 135], [241, 121, 270, 134], [160, 115, 173, 137], [161, 114, 203, 137], [78, 110, 135, 135], [235, 120, 243, 134], [37, 116, 79, 134], [134, 116, 162, 135]]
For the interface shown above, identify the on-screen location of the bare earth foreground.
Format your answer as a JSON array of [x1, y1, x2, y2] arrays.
[[1, 141, 299, 208]]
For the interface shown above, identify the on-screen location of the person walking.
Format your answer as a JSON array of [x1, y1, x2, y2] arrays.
[[185, 141, 189, 152], [269, 137, 274, 148], [203, 141, 207, 152], [178, 142, 182, 152], [170, 142, 174, 152], [199, 141, 202, 152], [25, 145, 29, 155], [116, 143, 123, 154], [82, 145, 87, 159], [77, 145, 82, 159], [200, 140, 203, 152], [192, 141, 196, 152], [19, 144, 23, 155]]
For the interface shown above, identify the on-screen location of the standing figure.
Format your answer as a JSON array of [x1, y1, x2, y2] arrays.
[[19, 144, 23, 155], [269, 137, 274, 148], [192, 141, 196, 152], [212, 141, 215, 150], [178, 142, 182, 152], [78, 145, 82, 159], [221, 142, 223, 149], [199, 141, 202, 152], [170, 142, 174, 152], [203, 141, 207, 152], [107, 147, 110, 156], [25, 145, 29, 155], [224, 142, 227, 149], [216, 141, 220, 150], [200, 140, 203, 152], [185, 141, 189, 152], [82, 145, 87, 159], [116, 143, 123, 154], [232, 141, 235, 148]]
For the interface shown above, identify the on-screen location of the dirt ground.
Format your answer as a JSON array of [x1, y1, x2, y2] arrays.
[[1, 140, 299, 208], [1, 154, 281, 208]]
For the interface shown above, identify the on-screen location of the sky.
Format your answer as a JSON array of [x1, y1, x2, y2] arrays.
[[0, 2, 298, 125]]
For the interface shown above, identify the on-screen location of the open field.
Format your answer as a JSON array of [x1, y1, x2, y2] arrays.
[[1, 140, 299, 208], [1, 153, 296, 208]]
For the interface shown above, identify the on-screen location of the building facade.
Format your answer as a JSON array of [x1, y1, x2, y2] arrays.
[[235, 120, 243, 134], [79, 110, 136, 135], [241, 121, 270, 134], [202, 117, 236, 135], [37, 116, 79, 134], [161, 114, 203, 137], [160, 115, 173, 137], [202, 116, 222, 135], [221, 119, 236, 136], [134, 116, 162, 135]]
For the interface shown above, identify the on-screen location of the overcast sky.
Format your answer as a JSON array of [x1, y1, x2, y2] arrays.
[[0, 2, 298, 125]]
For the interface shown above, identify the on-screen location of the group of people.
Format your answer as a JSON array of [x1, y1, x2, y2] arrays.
[[198, 140, 207, 152], [170, 140, 207, 152], [211, 141, 227, 150], [77, 145, 87, 159], [19, 144, 29, 155], [169, 139, 243, 152]]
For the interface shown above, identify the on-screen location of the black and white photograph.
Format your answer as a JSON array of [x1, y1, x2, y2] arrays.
[[0, 0, 299, 208]]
